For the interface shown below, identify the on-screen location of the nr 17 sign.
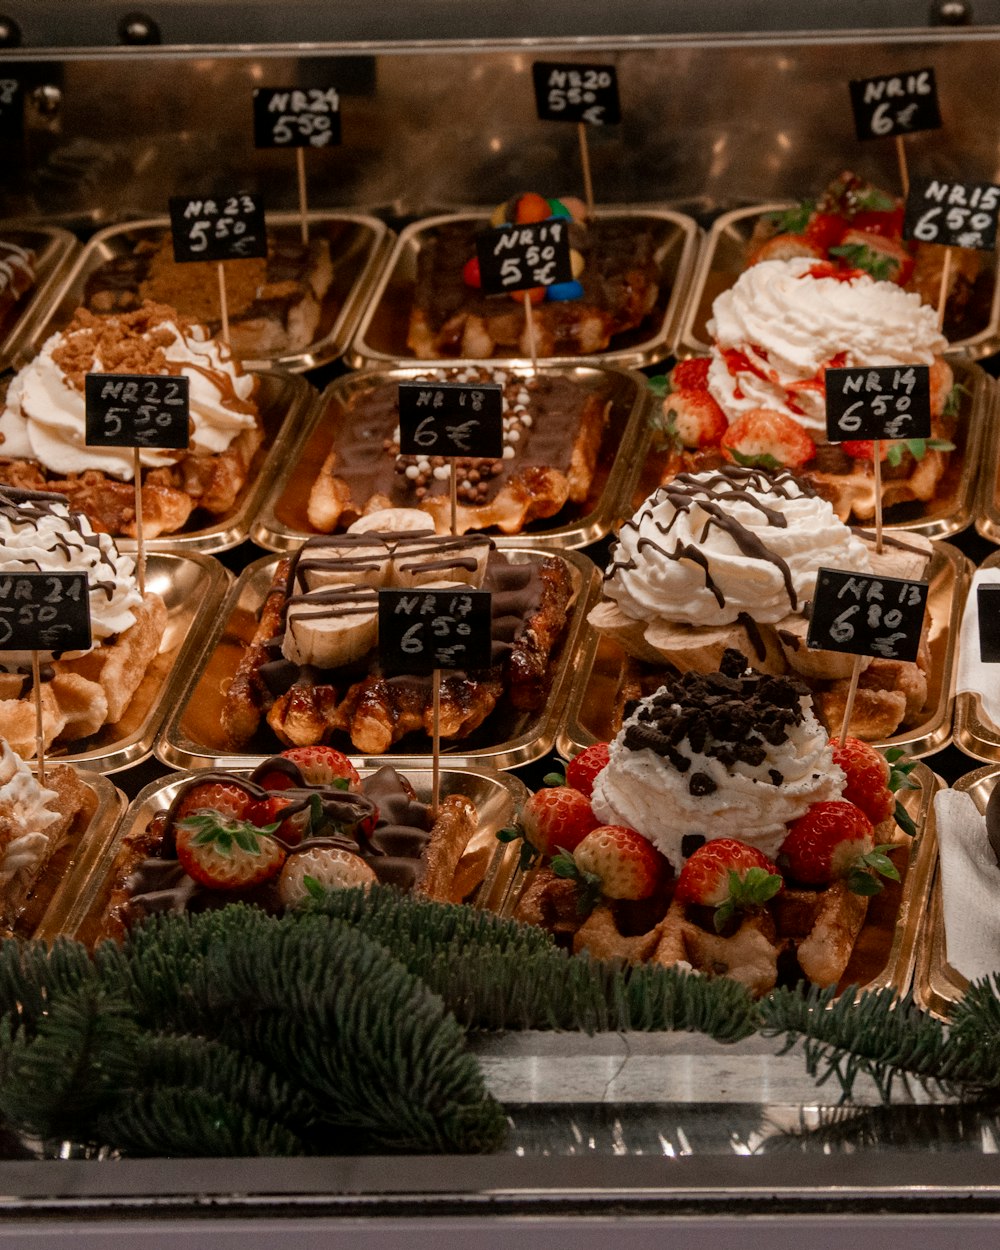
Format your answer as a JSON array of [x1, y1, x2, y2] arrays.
[[532, 61, 620, 125], [252, 87, 341, 149], [903, 177, 1000, 251], [378, 588, 492, 675], [848, 67, 941, 141], [807, 568, 927, 664], [168, 193, 268, 263], [0, 572, 92, 655], [825, 365, 931, 442], [398, 382, 503, 459], [476, 220, 573, 295], [84, 374, 190, 450]]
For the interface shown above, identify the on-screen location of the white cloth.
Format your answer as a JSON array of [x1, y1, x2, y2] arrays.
[[933, 789, 1000, 983], [956, 568, 1000, 723]]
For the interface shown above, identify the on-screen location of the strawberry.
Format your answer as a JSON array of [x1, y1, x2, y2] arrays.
[[246, 794, 314, 846], [670, 357, 711, 390], [721, 408, 815, 470], [552, 824, 668, 911], [674, 838, 783, 933], [850, 205, 905, 239], [804, 210, 849, 252], [829, 737, 893, 825], [174, 781, 252, 824], [830, 232, 914, 285], [841, 439, 889, 462], [565, 743, 610, 796], [256, 746, 360, 792], [662, 388, 728, 450], [278, 845, 378, 907], [498, 786, 598, 868], [778, 800, 899, 895], [175, 812, 287, 891]]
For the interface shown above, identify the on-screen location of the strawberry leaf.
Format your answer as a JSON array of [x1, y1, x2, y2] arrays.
[[543, 769, 566, 787], [496, 825, 522, 844], [829, 242, 897, 282], [864, 846, 901, 881], [551, 851, 579, 879], [766, 200, 814, 233], [713, 897, 737, 933], [886, 442, 905, 467], [647, 375, 671, 398], [943, 383, 971, 418], [303, 875, 326, 900], [854, 187, 897, 212], [894, 799, 917, 838], [846, 867, 884, 896], [729, 447, 783, 471]]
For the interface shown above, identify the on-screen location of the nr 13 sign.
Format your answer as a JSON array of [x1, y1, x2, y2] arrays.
[[475, 220, 573, 295], [378, 588, 492, 675], [825, 365, 931, 442], [807, 568, 927, 664], [252, 87, 341, 149], [84, 373, 190, 450], [0, 572, 92, 655], [168, 193, 268, 264], [903, 177, 1000, 251], [531, 62, 620, 125], [397, 382, 503, 459]]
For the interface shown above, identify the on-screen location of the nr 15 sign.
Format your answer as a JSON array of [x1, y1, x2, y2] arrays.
[[825, 365, 931, 443], [252, 87, 341, 149], [531, 61, 620, 125], [903, 177, 1000, 251], [475, 220, 573, 295], [397, 382, 503, 459], [378, 588, 492, 675], [0, 572, 92, 655], [807, 568, 927, 664], [168, 193, 268, 263], [84, 374, 190, 450]]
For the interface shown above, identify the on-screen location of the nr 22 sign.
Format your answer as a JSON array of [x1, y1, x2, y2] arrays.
[[825, 365, 931, 442], [475, 220, 574, 294], [84, 374, 191, 450]]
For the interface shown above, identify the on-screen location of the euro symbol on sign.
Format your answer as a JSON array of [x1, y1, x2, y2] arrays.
[[444, 420, 478, 452], [582, 104, 605, 124]]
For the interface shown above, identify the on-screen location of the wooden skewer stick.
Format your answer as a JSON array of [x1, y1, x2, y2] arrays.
[[895, 134, 910, 198], [216, 262, 230, 345], [936, 246, 953, 330], [296, 147, 309, 245], [522, 291, 538, 374], [839, 653, 865, 747], [133, 447, 145, 597], [577, 121, 595, 216], [431, 668, 442, 818], [449, 466, 458, 536], [873, 439, 884, 556], [32, 651, 45, 786]]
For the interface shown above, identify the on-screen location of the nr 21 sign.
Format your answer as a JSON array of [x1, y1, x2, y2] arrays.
[[825, 365, 931, 443], [84, 374, 190, 450], [475, 220, 573, 295], [848, 67, 941, 141], [903, 177, 1000, 251], [168, 193, 268, 264], [252, 87, 341, 149], [807, 568, 927, 664], [531, 62, 621, 125], [0, 572, 92, 655], [378, 588, 493, 675], [397, 382, 503, 459]]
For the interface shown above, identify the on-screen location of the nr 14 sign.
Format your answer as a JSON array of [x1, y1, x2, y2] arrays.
[[397, 382, 503, 459], [84, 374, 190, 450], [168, 193, 268, 263], [475, 220, 573, 295], [252, 87, 341, 149], [825, 365, 931, 443], [531, 61, 620, 125], [848, 67, 941, 140], [807, 568, 927, 664], [0, 572, 92, 655], [378, 588, 492, 675], [903, 177, 1000, 251]]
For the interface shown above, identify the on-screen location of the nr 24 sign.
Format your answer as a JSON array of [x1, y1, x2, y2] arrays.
[[252, 87, 341, 149]]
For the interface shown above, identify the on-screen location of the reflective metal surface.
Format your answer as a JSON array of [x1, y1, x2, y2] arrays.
[[953, 549, 1000, 759], [0, 223, 78, 371]]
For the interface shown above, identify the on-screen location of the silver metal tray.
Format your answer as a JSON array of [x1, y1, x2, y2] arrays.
[[250, 362, 652, 553], [0, 223, 78, 373], [348, 206, 700, 371], [952, 549, 1000, 763]]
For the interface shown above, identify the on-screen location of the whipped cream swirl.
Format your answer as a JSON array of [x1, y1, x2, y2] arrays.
[[0, 739, 61, 894]]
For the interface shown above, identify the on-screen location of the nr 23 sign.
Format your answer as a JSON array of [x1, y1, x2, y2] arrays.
[[168, 193, 268, 263]]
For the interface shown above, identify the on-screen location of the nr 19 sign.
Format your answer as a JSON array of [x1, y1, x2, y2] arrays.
[[84, 374, 190, 450], [475, 220, 573, 295], [848, 67, 941, 141], [0, 572, 92, 655], [168, 193, 268, 263], [825, 365, 931, 442], [532, 61, 620, 125], [903, 177, 1000, 251], [398, 382, 503, 459], [252, 87, 341, 149], [807, 568, 927, 664], [378, 588, 492, 675]]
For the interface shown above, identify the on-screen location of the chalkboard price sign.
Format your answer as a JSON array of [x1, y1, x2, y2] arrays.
[[168, 193, 268, 264], [0, 77, 23, 143], [0, 572, 92, 656], [84, 373, 191, 450], [378, 588, 493, 675], [903, 177, 1000, 251], [532, 61, 621, 125], [825, 365, 931, 443], [252, 87, 341, 149], [475, 220, 574, 295], [978, 586, 1000, 664], [398, 382, 503, 459], [848, 67, 941, 141], [807, 568, 927, 664]]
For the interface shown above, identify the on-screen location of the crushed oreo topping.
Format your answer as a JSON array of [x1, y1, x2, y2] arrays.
[[688, 771, 717, 797]]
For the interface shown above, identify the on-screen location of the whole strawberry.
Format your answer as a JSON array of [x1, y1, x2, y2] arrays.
[[829, 736, 893, 825], [674, 838, 783, 933], [778, 800, 899, 895], [661, 388, 728, 450], [545, 743, 610, 797], [670, 357, 711, 390], [255, 746, 361, 792], [498, 786, 598, 868], [721, 408, 815, 470], [175, 812, 287, 892], [552, 824, 668, 911]]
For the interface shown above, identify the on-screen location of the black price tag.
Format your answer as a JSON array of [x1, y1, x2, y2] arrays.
[[398, 382, 503, 459], [978, 586, 1000, 664], [84, 374, 190, 450], [378, 588, 493, 675], [252, 86, 341, 149], [903, 176, 1000, 251], [0, 76, 23, 143], [849, 67, 941, 141], [532, 61, 620, 125], [168, 193, 267, 263], [475, 220, 574, 295], [825, 365, 931, 442], [807, 568, 927, 663], [0, 572, 92, 655]]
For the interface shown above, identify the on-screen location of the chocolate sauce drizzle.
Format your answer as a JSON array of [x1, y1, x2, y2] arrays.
[[0, 486, 123, 600]]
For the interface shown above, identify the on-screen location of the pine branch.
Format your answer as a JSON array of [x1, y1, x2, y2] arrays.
[[0, 937, 99, 1030]]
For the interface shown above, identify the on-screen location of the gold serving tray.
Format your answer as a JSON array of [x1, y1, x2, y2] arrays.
[[251, 363, 652, 553], [19, 213, 393, 374], [13, 770, 126, 942], [952, 550, 1000, 762], [348, 206, 700, 372], [486, 763, 938, 1001], [0, 224, 79, 373], [632, 356, 990, 544], [558, 540, 971, 762], [157, 545, 601, 772], [48, 550, 230, 774], [46, 765, 527, 949], [676, 203, 1000, 360], [974, 378, 1000, 545]]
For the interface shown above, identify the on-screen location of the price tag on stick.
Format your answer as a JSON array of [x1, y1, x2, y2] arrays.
[[978, 586, 1000, 664], [532, 61, 619, 212], [0, 77, 23, 146], [252, 87, 340, 243], [848, 67, 941, 196]]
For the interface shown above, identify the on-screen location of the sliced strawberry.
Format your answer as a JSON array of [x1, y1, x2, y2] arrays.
[[278, 845, 378, 906], [804, 210, 849, 252], [830, 231, 914, 285], [749, 233, 823, 265], [662, 389, 728, 450], [565, 743, 611, 797], [850, 206, 905, 238], [552, 824, 668, 909], [498, 786, 599, 867], [778, 800, 898, 895], [175, 813, 286, 892], [246, 794, 313, 846], [841, 439, 889, 462], [674, 838, 783, 933], [829, 737, 893, 825], [721, 408, 815, 470], [670, 357, 711, 390], [257, 746, 361, 792], [174, 781, 252, 824]]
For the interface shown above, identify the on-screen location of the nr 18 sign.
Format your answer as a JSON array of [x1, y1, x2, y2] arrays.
[[532, 61, 620, 125], [0, 572, 92, 655], [476, 220, 573, 295], [398, 382, 503, 459], [825, 365, 931, 442], [252, 87, 341, 149], [84, 374, 190, 450], [168, 193, 268, 264], [848, 67, 941, 141], [903, 177, 1000, 251], [807, 568, 927, 664], [378, 588, 492, 675]]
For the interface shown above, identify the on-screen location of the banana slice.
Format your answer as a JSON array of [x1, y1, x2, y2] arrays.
[[348, 508, 436, 536], [390, 534, 493, 589], [282, 586, 378, 669], [294, 533, 392, 590]]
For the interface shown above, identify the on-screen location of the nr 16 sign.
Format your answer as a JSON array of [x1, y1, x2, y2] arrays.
[[0, 572, 92, 655], [84, 374, 190, 450], [825, 365, 931, 442], [848, 67, 941, 141], [397, 382, 503, 459], [168, 193, 268, 263], [903, 177, 1000, 251], [475, 220, 573, 295], [531, 61, 620, 125], [252, 87, 341, 149], [807, 568, 927, 664], [378, 588, 492, 675]]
